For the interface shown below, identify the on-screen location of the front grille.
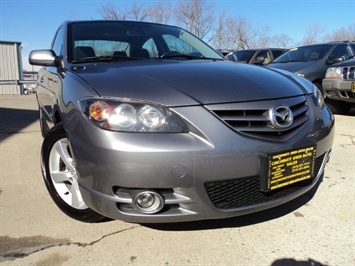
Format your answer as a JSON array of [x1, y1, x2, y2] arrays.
[[204, 153, 325, 210], [342, 66, 355, 80], [206, 96, 309, 141]]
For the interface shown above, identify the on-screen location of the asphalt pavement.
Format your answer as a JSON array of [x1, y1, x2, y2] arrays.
[[0, 95, 354, 266]]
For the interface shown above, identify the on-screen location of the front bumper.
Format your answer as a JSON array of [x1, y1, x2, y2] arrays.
[[66, 96, 335, 223], [323, 78, 355, 103]]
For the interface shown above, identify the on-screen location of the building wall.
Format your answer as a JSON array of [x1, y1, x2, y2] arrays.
[[0, 41, 23, 94]]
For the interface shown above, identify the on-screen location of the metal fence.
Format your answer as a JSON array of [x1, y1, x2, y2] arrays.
[[0, 80, 37, 95]]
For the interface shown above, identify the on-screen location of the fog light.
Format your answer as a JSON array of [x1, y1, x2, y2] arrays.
[[133, 191, 164, 214], [137, 193, 155, 208]]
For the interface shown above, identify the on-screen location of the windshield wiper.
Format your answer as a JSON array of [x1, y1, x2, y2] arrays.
[[273, 60, 302, 63], [159, 52, 203, 60], [73, 55, 138, 63], [159, 53, 222, 61]]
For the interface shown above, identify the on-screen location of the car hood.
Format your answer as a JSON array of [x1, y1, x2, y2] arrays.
[[71, 60, 307, 106], [267, 61, 319, 73], [332, 58, 355, 67]]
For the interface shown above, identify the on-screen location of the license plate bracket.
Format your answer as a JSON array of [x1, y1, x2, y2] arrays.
[[260, 146, 317, 192]]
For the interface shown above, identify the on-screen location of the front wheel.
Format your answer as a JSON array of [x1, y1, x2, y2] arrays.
[[41, 123, 105, 222]]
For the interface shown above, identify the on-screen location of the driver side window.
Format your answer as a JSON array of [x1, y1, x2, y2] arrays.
[[330, 45, 351, 61]]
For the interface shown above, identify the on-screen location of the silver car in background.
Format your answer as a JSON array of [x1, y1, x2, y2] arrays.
[[29, 20, 334, 223], [322, 58, 355, 114]]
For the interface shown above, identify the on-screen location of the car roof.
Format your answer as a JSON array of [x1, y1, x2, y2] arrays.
[[292, 41, 355, 49], [233, 48, 287, 52], [64, 19, 176, 27]]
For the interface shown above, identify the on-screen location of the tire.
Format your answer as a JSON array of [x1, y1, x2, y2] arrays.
[[325, 99, 352, 115], [41, 123, 105, 222]]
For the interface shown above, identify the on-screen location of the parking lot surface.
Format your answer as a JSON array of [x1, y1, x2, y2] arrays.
[[0, 95, 354, 266]]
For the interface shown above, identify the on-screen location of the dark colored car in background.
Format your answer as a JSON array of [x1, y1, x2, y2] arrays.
[[267, 41, 355, 94], [322, 58, 355, 114], [225, 48, 287, 65], [29, 20, 334, 223]]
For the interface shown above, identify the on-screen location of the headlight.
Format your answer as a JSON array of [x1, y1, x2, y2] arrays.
[[312, 85, 325, 109], [79, 98, 188, 133], [325, 67, 341, 79]]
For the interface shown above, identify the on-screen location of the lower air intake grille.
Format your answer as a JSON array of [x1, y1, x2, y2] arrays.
[[204, 153, 325, 210]]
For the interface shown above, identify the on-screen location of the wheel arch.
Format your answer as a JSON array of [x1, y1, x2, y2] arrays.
[[53, 106, 62, 125], [312, 79, 323, 88], [40, 122, 105, 222], [312, 79, 324, 95]]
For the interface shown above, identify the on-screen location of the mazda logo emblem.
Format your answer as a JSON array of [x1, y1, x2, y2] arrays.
[[269, 106, 293, 129]]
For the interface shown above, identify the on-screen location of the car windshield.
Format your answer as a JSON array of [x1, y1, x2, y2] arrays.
[[272, 45, 331, 63], [226, 50, 255, 63], [68, 21, 223, 62]]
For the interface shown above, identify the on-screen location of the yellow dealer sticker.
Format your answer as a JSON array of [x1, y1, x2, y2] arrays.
[[260, 146, 316, 192], [352, 82, 355, 93]]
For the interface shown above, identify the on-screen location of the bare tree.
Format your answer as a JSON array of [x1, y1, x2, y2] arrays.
[[270, 33, 294, 48], [323, 23, 355, 42], [224, 16, 254, 50], [98, 1, 352, 50], [211, 13, 293, 50], [249, 25, 271, 48], [130, 0, 152, 21], [99, 2, 122, 20], [211, 10, 228, 49], [302, 23, 326, 45], [174, 0, 215, 40], [99, 1, 155, 21], [149, 2, 172, 24]]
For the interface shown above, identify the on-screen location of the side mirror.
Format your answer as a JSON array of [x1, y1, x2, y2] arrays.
[[29, 50, 57, 66], [327, 57, 343, 65]]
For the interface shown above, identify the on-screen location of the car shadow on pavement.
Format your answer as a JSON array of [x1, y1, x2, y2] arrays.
[[271, 257, 326, 266], [0, 107, 39, 142], [143, 179, 322, 231]]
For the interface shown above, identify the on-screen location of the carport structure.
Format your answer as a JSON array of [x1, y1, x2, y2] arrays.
[[0, 40, 23, 94]]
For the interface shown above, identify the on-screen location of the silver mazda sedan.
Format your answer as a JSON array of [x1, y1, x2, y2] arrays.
[[30, 20, 334, 223]]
